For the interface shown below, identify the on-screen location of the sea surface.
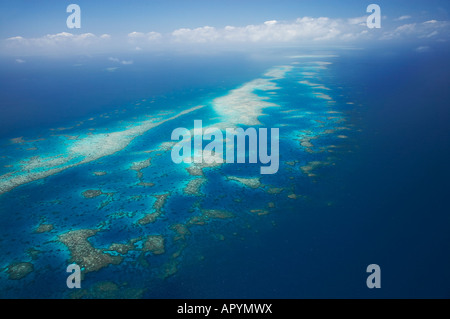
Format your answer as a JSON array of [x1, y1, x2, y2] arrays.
[[0, 47, 449, 298]]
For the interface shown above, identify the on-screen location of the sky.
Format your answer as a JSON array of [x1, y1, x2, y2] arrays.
[[0, 0, 449, 56]]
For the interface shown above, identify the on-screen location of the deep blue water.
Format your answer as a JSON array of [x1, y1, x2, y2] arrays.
[[0, 52, 272, 139], [0, 47, 449, 298]]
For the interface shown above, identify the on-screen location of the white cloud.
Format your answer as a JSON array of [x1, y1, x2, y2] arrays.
[[424, 30, 438, 38], [172, 26, 220, 43], [147, 32, 162, 41], [8, 36, 24, 41], [128, 31, 162, 41], [171, 17, 367, 44], [15, 58, 25, 63], [340, 30, 369, 41], [381, 20, 450, 40], [169, 17, 450, 45], [4, 32, 111, 55], [383, 23, 417, 40], [108, 57, 133, 65], [2, 16, 449, 55], [395, 15, 412, 21], [128, 31, 146, 38], [264, 20, 278, 26], [415, 46, 430, 52], [348, 16, 368, 26], [126, 31, 162, 50]]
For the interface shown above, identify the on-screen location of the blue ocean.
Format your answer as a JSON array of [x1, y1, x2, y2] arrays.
[[0, 46, 449, 298]]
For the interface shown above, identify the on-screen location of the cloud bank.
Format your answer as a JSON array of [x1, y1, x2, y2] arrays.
[[4, 32, 112, 55], [2, 15, 449, 56]]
